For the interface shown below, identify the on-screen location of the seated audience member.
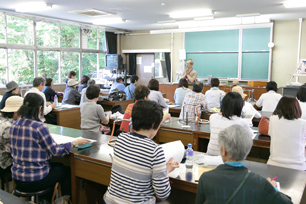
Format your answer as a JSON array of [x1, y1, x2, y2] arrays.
[[204, 78, 225, 109], [81, 85, 110, 133], [268, 96, 306, 171], [256, 81, 282, 112], [232, 86, 261, 123], [0, 81, 19, 109], [10, 93, 89, 199], [196, 125, 292, 204], [62, 79, 81, 105], [80, 79, 96, 105], [0, 96, 23, 176], [65, 71, 77, 88], [296, 84, 306, 120], [104, 100, 179, 203], [124, 75, 138, 100], [179, 81, 210, 119], [174, 78, 191, 106], [78, 75, 90, 93], [25, 77, 56, 123], [110, 77, 125, 93], [207, 92, 253, 156], [148, 79, 167, 108], [42, 78, 63, 102]]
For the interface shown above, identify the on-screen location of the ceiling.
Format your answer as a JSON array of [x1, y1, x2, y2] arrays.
[[0, 0, 306, 31]]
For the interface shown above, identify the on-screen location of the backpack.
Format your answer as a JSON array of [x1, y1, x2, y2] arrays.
[[108, 89, 127, 101]]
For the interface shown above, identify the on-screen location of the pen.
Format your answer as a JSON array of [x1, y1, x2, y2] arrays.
[[271, 176, 278, 181], [169, 162, 175, 165]]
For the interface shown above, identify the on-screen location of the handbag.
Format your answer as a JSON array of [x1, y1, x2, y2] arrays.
[[51, 183, 72, 204], [258, 116, 269, 135]]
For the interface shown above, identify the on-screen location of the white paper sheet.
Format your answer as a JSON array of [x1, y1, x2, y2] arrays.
[[167, 105, 180, 108], [136, 57, 142, 64], [168, 163, 184, 178], [160, 140, 185, 164], [144, 66, 152, 73], [51, 134, 97, 144]]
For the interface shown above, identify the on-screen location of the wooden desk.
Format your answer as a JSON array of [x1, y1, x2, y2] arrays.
[[51, 106, 81, 130], [97, 99, 133, 111], [46, 124, 306, 204], [0, 189, 30, 203]]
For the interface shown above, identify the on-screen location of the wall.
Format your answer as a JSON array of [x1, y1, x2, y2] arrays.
[[120, 19, 306, 87]]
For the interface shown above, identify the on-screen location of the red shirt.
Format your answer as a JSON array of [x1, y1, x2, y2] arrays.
[[120, 101, 136, 132]]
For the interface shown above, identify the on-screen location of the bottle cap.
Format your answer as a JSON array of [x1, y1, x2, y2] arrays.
[[188, 143, 192, 148]]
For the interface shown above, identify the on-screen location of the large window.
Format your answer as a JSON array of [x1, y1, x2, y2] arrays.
[[7, 15, 33, 45], [0, 13, 108, 86], [36, 21, 59, 47], [61, 52, 79, 83], [8, 49, 34, 85], [37, 51, 59, 82]]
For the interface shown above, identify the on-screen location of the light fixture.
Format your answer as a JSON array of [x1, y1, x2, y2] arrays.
[[15, 2, 53, 13], [236, 13, 260, 17], [157, 20, 176, 24], [169, 9, 213, 19], [284, 0, 306, 8], [194, 16, 214, 21], [93, 18, 125, 25]]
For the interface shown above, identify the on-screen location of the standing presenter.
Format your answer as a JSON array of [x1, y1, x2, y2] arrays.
[[182, 59, 197, 84]]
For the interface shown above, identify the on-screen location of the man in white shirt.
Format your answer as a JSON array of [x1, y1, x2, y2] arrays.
[[25, 77, 56, 123], [256, 81, 282, 112], [205, 78, 225, 109]]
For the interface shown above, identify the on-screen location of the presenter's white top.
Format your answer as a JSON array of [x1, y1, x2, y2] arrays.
[[267, 115, 306, 171], [205, 88, 225, 109], [207, 114, 253, 156], [256, 91, 282, 112]]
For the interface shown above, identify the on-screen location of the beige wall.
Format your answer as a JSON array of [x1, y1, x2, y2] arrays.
[[121, 20, 306, 87]]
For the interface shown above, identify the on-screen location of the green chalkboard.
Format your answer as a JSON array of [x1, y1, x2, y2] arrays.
[[242, 28, 270, 51], [241, 52, 269, 80], [186, 53, 238, 78], [185, 30, 239, 52]]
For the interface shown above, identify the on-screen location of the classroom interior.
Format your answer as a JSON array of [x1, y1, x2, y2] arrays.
[[1, 1, 306, 204]]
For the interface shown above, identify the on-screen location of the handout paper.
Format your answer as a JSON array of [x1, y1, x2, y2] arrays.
[[159, 140, 185, 164], [51, 134, 96, 144]]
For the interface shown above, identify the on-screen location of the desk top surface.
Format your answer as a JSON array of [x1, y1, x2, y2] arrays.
[[0, 190, 30, 203], [46, 124, 305, 203]]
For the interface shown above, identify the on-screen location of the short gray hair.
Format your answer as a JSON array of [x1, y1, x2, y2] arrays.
[[87, 79, 95, 86], [218, 125, 253, 161], [187, 59, 194, 65], [33, 77, 46, 87]]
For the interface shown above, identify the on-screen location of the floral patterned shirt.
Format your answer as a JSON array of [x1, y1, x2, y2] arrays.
[[0, 116, 13, 169]]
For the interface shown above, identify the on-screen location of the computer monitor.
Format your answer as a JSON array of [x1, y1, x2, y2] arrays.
[[105, 54, 123, 69]]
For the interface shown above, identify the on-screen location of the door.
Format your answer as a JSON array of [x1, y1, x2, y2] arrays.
[[136, 54, 154, 85]]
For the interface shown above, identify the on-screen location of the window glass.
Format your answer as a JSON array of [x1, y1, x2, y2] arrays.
[[99, 54, 105, 69], [82, 53, 97, 77], [60, 24, 79, 48], [61, 52, 79, 83], [8, 49, 34, 85], [99, 30, 107, 51], [0, 15, 5, 44], [36, 21, 59, 47], [37, 51, 59, 82], [7, 15, 33, 45], [82, 29, 97, 49], [0, 49, 6, 86]]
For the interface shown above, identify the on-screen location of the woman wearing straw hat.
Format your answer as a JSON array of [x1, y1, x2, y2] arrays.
[[0, 96, 23, 176], [62, 79, 81, 105]]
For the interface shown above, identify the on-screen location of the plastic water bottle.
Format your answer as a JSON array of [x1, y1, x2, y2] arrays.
[[185, 143, 194, 168], [54, 95, 58, 106]]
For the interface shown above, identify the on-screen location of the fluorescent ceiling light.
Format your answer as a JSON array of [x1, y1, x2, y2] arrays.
[[169, 9, 213, 19], [93, 18, 125, 25], [15, 2, 53, 13], [284, 0, 306, 8], [194, 16, 214, 21], [157, 20, 176, 24], [236, 13, 260, 17]]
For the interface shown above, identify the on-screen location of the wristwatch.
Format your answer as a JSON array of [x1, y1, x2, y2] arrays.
[[72, 141, 78, 147]]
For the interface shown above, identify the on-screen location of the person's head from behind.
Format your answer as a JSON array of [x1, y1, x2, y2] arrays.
[[1, 96, 23, 120], [134, 85, 150, 100], [297, 84, 306, 102], [131, 75, 139, 85], [221, 92, 243, 119], [6, 81, 19, 94], [211, 78, 220, 87], [116, 77, 124, 84], [87, 79, 96, 86], [68, 71, 77, 79], [81, 75, 90, 85], [218, 125, 253, 162], [17, 93, 44, 122], [192, 82, 204, 93], [45, 78, 53, 87], [86, 85, 100, 100], [132, 100, 163, 139], [273, 96, 301, 120], [33, 77, 46, 91], [266, 81, 277, 92], [147, 79, 159, 91], [179, 78, 188, 88]]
